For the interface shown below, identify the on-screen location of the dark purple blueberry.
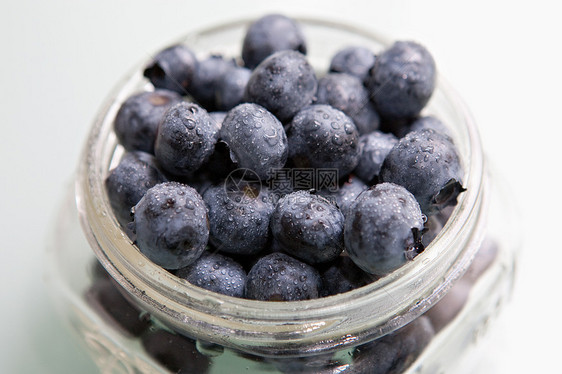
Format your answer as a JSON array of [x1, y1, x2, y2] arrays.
[[244, 50, 317, 123], [143, 44, 198, 95], [142, 330, 210, 373], [209, 111, 227, 134], [463, 237, 498, 284], [354, 130, 398, 184], [242, 14, 307, 69], [132, 182, 209, 270], [425, 279, 471, 332], [344, 183, 425, 276], [352, 316, 435, 373], [114, 90, 182, 153], [318, 174, 368, 218], [105, 151, 167, 227], [329, 46, 376, 82], [315, 73, 380, 135], [288, 104, 360, 178], [245, 252, 321, 301], [404, 115, 452, 140], [270, 190, 344, 265], [367, 41, 436, 121], [203, 184, 275, 255], [380, 129, 465, 215], [215, 66, 251, 111], [320, 256, 375, 297], [154, 102, 218, 177], [220, 103, 288, 180], [85, 278, 151, 337], [191, 55, 237, 111], [176, 251, 246, 297]]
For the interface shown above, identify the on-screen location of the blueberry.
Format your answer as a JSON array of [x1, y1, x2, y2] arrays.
[[288, 104, 360, 178], [85, 277, 151, 337], [320, 256, 375, 297], [462, 237, 498, 284], [203, 184, 275, 255], [318, 174, 368, 218], [220, 103, 288, 180], [209, 111, 226, 133], [245, 252, 321, 301], [242, 14, 307, 69], [244, 50, 317, 123], [271, 354, 345, 374], [380, 129, 465, 215], [176, 251, 246, 297], [352, 316, 435, 373], [154, 102, 218, 177], [215, 66, 251, 111], [344, 183, 425, 276], [132, 182, 209, 270], [315, 73, 380, 135], [142, 330, 210, 374], [420, 215, 444, 248], [404, 115, 452, 139], [329, 46, 376, 82], [354, 130, 398, 184], [114, 90, 182, 153], [367, 41, 436, 121], [425, 279, 471, 332], [105, 151, 167, 227], [143, 44, 198, 95], [270, 190, 344, 265], [191, 55, 237, 111]]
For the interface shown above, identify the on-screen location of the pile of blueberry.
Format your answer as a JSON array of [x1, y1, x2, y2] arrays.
[[105, 14, 466, 302]]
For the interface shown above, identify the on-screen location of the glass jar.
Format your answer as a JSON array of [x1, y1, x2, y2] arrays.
[[47, 17, 518, 374]]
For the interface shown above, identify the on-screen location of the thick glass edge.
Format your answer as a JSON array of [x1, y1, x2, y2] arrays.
[[75, 17, 486, 354]]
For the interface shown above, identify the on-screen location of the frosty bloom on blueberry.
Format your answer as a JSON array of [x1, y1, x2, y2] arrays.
[[106, 13, 468, 301]]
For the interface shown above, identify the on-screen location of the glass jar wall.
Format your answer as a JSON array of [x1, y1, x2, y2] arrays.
[[47, 18, 517, 374]]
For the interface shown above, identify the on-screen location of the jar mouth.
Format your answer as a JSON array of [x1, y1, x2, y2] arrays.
[[76, 17, 486, 356]]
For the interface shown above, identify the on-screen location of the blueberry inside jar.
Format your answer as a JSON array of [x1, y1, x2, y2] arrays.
[[48, 15, 517, 374]]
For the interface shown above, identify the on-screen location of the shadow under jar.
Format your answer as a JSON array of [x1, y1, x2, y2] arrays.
[[47, 17, 518, 374]]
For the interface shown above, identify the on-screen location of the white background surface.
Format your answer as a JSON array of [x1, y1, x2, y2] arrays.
[[1, 1, 560, 372]]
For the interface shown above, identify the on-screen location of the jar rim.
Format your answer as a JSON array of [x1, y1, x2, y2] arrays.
[[76, 17, 486, 356]]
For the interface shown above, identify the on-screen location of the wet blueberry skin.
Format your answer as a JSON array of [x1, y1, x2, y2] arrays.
[[318, 174, 368, 218], [191, 55, 237, 111], [288, 104, 361, 178], [176, 251, 247, 297], [142, 329, 210, 374], [203, 184, 275, 256], [114, 90, 182, 154], [315, 73, 380, 135], [344, 183, 425, 276], [244, 50, 317, 123], [402, 115, 452, 140], [220, 103, 288, 180], [245, 252, 321, 301], [143, 44, 198, 95], [154, 102, 218, 177], [270, 190, 345, 265], [329, 46, 376, 82], [380, 128, 465, 216], [132, 182, 209, 270], [215, 66, 251, 111], [367, 41, 436, 121], [242, 14, 307, 69], [320, 256, 374, 297], [354, 130, 398, 184], [105, 151, 167, 227]]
